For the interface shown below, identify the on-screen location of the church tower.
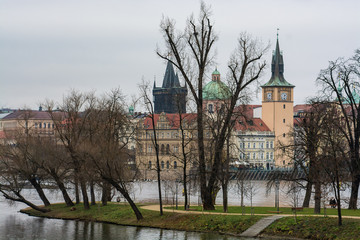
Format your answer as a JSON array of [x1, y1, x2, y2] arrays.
[[153, 61, 188, 114], [261, 35, 295, 167]]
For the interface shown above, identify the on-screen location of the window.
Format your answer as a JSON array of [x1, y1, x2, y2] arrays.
[[253, 143, 256, 148], [266, 141, 269, 148], [253, 153, 256, 159], [208, 104, 213, 113], [270, 141, 273, 148], [166, 161, 170, 169], [283, 119, 285, 123], [35, 123, 38, 129], [148, 145, 152, 153], [161, 144, 165, 154], [266, 152, 269, 160], [166, 144, 170, 155], [161, 161, 165, 169], [260, 152, 264, 159], [39, 123, 42, 129], [248, 143, 251, 148], [283, 133, 286, 137], [52, 124, 54, 129], [270, 152, 273, 159], [260, 142, 264, 148], [44, 123, 46, 128], [283, 104, 285, 109], [48, 123, 51, 128], [239, 142, 243, 149], [174, 161, 177, 169], [148, 161, 152, 169]]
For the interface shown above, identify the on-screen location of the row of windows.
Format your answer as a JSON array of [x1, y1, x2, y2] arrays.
[[145, 132, 193, 139], [239, 151, 273, 160], [239, 141, 273, 149], [147, 144, 179, 154], [148, 160, 178, 169], [34, 122, 54, 129]]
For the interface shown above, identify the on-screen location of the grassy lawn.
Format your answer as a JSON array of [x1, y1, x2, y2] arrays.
[[21, 203, 262, 235], [166, 205, 360, 216], [263, 216, 360, 240]]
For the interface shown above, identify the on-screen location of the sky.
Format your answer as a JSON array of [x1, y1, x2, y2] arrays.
[[0, 0, 359, 110]]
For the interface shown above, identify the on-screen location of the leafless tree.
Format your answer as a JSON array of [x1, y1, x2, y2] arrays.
[[317, 49, 360, 209], [157, 2, 267, 210]]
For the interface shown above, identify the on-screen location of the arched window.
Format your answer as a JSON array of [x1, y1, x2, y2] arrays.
[[166, 161, 170, 169], [174, 161, 177, 169], [166, 144, 170, 155], [161, 161, 165, 169], [148, 161, 152, 169], [208, 104, 213, 113], [161, 144, 165, 154]]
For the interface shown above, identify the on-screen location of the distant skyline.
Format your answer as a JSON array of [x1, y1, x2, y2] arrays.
[[1, 0, 359, 110]]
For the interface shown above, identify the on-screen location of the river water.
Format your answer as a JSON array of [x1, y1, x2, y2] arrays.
[[0, 180, 353, 240]]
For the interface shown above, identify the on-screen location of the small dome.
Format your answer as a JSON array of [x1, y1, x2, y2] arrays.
[[203, 80, 231, 100], [212, 69, 220, 75]]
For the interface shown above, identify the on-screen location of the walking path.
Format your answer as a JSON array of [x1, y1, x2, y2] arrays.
[[140, 205, 360, 237]]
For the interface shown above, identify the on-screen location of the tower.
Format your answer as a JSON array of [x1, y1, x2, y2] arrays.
[[153, 61, 188, 114], [261, 35, 295, 167]]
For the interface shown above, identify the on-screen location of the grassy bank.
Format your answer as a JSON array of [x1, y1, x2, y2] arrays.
[[21, 203, 262, 236], [263, 217, 360, 240], [167, 205, 360, 217]]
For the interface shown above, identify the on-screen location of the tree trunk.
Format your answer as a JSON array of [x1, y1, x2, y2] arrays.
[[79, 178, 90, 210], [183, 166, 188, 210], [1, 190, 50, 213], [101, 182, 109, 206], [302, 181, 312, 208], [74, 175, 80, 204], [28, 177, 51, 207], [222, 183, 228, 213], [90, 181, 96, 206], [314, 180, 321, 214], [104, 178, 143, 220], [348, 175, 359, 210], [50, 170, 74, 207]]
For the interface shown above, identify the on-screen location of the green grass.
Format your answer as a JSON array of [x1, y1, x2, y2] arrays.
[[21, 203, 262, 235], [264, 216, 360, 240], [166, 205, 360, 216]]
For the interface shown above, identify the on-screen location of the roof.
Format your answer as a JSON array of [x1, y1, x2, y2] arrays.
[[142, 113, 197, 130], [262, 37, 294, 88], [2, 110, 65, 121], [234, 117, 271, 132], [203, 80, 231, 100], [212, 69, 220, 75], [157, 61, 182, 89]]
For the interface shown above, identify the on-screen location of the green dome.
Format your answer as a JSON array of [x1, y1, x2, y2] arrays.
[[212, 69, 220, 75], [203, 80, 231, 100]]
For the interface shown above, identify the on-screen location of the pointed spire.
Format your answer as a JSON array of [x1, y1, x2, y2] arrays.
[[262, 32, 294, 87], [162, 61, 181, 88], [153, 80, 156, 88]]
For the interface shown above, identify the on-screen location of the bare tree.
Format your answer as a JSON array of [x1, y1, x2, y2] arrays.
[[157, 2, 267, 210], [317, 49, 360, 209]]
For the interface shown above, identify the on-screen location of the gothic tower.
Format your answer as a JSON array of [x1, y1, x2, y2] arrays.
[[261, 35, 295, 167], [153, 61, 188, 114]]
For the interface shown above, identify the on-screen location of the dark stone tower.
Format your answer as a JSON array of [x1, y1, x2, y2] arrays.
[[153, 61, 188, 114]]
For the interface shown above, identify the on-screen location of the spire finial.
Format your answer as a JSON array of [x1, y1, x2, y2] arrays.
[[277, 28, 279, 40]]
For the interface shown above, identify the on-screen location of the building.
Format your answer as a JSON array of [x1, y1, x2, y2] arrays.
[[261, 36, 295, 167], [153, 61, 188, 114]]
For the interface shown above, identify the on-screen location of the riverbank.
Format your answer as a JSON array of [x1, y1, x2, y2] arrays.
[[20, 203, 263, 237], [21, 203, 360, 239]]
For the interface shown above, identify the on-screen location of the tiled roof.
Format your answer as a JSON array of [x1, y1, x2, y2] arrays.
[[2, 110, 65, 120], [234, 117, 271, 132], [142, 113, 197, 130]]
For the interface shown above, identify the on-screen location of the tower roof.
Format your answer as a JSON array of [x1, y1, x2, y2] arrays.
[[262, 36, 294, 88], [203, 69, 231, 100], [161, 61, 181, 88]]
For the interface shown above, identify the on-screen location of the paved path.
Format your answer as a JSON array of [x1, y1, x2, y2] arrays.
[[240, 215, 284, 237]]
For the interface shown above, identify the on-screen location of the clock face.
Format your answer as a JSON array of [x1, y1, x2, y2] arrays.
[[267, 92, 272, 100], [281, 92, 288, 100]]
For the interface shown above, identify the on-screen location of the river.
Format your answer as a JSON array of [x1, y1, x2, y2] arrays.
[[0, 180, 353, 240]]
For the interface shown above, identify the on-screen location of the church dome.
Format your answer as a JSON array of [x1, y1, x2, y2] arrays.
[[203, 70, 231, 100]]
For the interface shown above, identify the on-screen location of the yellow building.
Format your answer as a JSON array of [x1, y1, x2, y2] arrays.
[[261, 36, 295, 167]]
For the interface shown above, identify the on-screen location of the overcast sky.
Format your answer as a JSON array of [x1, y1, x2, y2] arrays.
[[0, 0, 359, 110]]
